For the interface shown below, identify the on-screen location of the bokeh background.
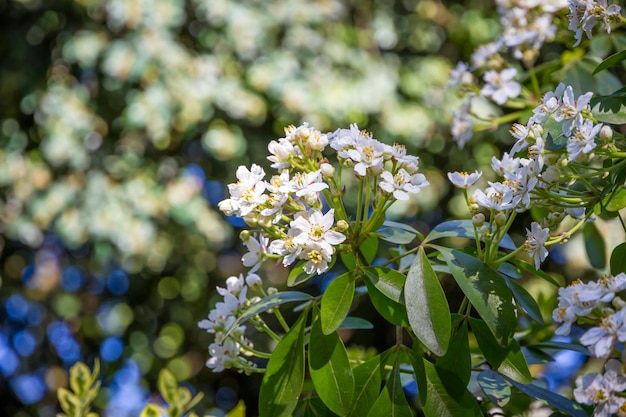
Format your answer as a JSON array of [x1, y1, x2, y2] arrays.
[[0, 0, 612, 416]]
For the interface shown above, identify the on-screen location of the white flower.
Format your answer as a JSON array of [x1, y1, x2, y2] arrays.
[[329, 123, 366, 153], [554, 86, 593, 136], [598, 273, 626, 301], [530, 83, 566, 125], [481, 68, 522, 105], [471, 42, 501, 69], [448, 61, 473, 87], [267, 138, 299, 170], [219, 164, 268, 217], [379, 169, 429, 200], [580, 310, 626, 358], [574, 359, 626, 417], [269, 231, 302, 267], [568, 0, 622, 46], [473, 182, 515, 210], [300, 241, 334, 275], [552, 279, 606, 335], [447, 171, 482, 188], [567, 119, 601, 161], [242, 234, 269, 272], [342, 136, 388, 177], [525, 222, 549, 269], [286, 170, 329, 198], [291, 209, 346, 251], [390, 143, 420, 174]]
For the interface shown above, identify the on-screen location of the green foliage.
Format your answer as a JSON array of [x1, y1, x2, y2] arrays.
[[57, 360, 100, 417], [583, 222, 607, 269], [139, 368, 204, 417], [321, 272, 355, 334]]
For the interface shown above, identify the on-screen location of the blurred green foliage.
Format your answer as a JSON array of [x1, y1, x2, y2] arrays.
[[0, 0, 511, 415]]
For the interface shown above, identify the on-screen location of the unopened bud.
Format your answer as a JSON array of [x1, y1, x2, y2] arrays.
[[559, 157, 568, 168], [320, 163, 335, 178], [600, 125, 613, 142], [245, 273, 262, 289], [613, 296, 626, 310], [243, 213, 259, 227], [494, 212, 507, 227], [472, 213, 485, 226], [267, 287, 278, 295], [335, 220, 349, 232], [240, 230, 251, 243], [258, 216, 273, 228]]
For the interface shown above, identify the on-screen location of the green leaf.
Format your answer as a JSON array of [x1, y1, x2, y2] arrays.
[[402, 346, 427, 407], [287, 261, 316, 286], [477, 370, 511, 407], [58, 388, 80, 416], [296, 398, 339, 417], [501, 376, 588, 417], [583, 222, 606, 269], [338, 316, 374, 330], [363, 267, 406, 303], [611, 242, 626, 275], [226, 401, 247, 417], [604, 189, 626, 212], [377, 221, 420, 244], [321, 272, 355, 334], [405, 247, 451, 356], [366, 353, 414, 417], [348, 351, 388, 417], [223, 291, 313, 338], [362, 268, 409, 326], [341, 251, 356, 270], [259, 312, 307, 417], [593, 49, 626, 74], [69, 362, 92, 396], [562, 56, 622, 96], [528, 341, 590, 356], [360, 236, 379, 264], [436, 318, 471, 390], [502, 276, 544, 324], [309, 311, 355, 416], [140, 404, 164, 417], [469, 318, 531, 384], [513, 259, 560, 286], [590, 87, 626, 124], [158, 369, 178, 404], [543, 117, 567, 150], [423, 361, 482, 417], [436, 247, 516, 345], [424, 220, 516, 250]]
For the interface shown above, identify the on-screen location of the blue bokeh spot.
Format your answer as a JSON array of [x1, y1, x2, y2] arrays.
[[13, 329, 37, 357], [10, 374, 46, 404], [5, 294, 29, 321], [61, 266, 83, 292], [107, 269, 129, 296], [101, 337, 124, 362]]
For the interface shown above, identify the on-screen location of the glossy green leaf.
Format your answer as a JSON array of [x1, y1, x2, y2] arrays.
[[158, 369, 178, 404], [423, 361, 482, 417], [223, 291, 313, 338], [583, 221, 606, 269], [309, 312, 355, 416], [348, 351, 388, 417], [611, 242, 626, 275], [140, 404, 164, 417], [424, 220, 516, 250], [501, 376, 588, 417], [405, 247, 451, 356], [366, 353, 414, 417], [562, 56, 621, 96], [593, 50, 626, 74], [604, 189, 626, 212], [377, 221, 420, 244], [58, 388, 79, 416], [544, 117, 567, 150], [436, 247, 516, 345], [436, 318, 470, 389], [590, 88, 626, 124], [338, 316, 374, 330], [341, 251, 357, 271], [259, 312, 307, 417], [469, 318, 531, 384], [502, 276, 544, 324], [363, 267, 406, 303], [69, 361, 92, 396], [361, 236, 380, 264], [362, 269, 409, 326], [513, 259, 560, 286], [477, 370, 511, 407], [528, 341, 590, 356], [288, 261, 316, 286], [321, 272, 355, 334]]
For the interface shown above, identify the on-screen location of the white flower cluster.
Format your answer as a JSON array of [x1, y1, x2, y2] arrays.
[[552, 274, 626, 417], [198, 273, 260, 373], [568, 0, 622, 46], [218, 123, 428, 275]]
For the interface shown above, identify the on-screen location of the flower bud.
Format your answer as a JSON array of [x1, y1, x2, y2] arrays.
[[239, 230, 251, 243], [335, 220, 349, 232], [245, 273, 262, 289], [494, 212, 507, 227], [243, 213, 259, 227], [472, 213, 485, 226], [267, 287, 278, 295], [320, 163, 335, 178], [600, 125, 613, 142], [258, 216, 273, 228]]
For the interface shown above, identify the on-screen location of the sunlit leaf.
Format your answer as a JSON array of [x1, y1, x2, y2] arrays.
[[502, 276, 544, 324], [366, 352, 414, 417], [422, 361, 482, 417], [424, 220, 516, 250], [321, 272, 355, 334], [362, 268, 409, 326], [309, 311, 355, 416], [405, 247, 451, 356], [259, 312, 307, 417], [158, 369, 178, 404], [593, 50, 626, 74], [348, 351, 389, 417], [501, 376, 587, 417], [583, 221, 606, 269]]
